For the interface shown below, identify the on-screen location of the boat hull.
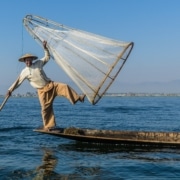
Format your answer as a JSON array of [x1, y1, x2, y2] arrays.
[[34, 127, 180, 147]]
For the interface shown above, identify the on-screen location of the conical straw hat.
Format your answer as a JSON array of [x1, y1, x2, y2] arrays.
[[19, 53, 38, 62]]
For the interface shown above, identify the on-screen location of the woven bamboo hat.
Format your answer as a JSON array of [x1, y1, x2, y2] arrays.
[[19, 53, 38, 62]]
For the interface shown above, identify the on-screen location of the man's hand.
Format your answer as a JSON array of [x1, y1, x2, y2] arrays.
[[43, 41, 47, 49]]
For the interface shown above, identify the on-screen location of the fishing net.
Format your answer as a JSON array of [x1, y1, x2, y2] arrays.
[[23, 15, 134, 105]]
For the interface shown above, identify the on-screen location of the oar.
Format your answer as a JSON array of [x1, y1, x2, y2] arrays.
[[0, 77, 20, 111], [0, 94, 10, 111]]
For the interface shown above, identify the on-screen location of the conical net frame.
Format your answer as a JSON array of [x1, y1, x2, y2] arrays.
[[23, 15, 134, 105]]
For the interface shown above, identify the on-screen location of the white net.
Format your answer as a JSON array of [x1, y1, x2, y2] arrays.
[[23, 15, 134, 105]]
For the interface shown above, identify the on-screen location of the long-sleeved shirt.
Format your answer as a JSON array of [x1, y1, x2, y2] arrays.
[[8, 48, 51, 92]]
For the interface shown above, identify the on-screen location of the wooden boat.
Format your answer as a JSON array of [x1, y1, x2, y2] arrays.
[[34, 127, 180, 147]]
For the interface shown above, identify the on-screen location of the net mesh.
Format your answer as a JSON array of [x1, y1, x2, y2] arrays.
[[23, 15, 134, 105]]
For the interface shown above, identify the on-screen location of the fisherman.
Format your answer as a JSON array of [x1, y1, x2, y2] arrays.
[[7, 41, 85, 130]]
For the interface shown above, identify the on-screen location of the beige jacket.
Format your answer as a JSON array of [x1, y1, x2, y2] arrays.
[[8, 49, 51, 92]]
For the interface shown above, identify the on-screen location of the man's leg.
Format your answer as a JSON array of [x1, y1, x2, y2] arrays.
[[37, 89, 56, 129], [54, 82, 85, 104]]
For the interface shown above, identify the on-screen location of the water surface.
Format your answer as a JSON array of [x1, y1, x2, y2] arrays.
[[0, 96, 180, 179]]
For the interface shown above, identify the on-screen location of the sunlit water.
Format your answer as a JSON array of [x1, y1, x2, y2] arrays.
[[0, 96, 180, 179]]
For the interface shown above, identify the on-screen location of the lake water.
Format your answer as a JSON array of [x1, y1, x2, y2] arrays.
[[0, 96, 180, 179]]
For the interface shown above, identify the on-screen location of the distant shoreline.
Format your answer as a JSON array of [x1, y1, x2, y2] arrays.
[[104, 93, 180, 97], [1, 92, 180, 98]]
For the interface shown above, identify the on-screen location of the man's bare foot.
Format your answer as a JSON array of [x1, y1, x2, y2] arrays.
[[43, 127, 56, 131]]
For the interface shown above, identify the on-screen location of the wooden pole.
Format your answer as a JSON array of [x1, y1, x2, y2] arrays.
[[0, 95, 10, 111], [0, 77, 20, 111]]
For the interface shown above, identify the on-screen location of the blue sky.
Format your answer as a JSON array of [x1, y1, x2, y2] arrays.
[[0, 0, 180, 94]]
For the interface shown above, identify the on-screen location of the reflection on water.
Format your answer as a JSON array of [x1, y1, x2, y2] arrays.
[[34, 147, 102, 180], [9, 146, 102, 180], [58, 141, 180, 165], [4, 141, 180, 180], [7, 149, 59, 180], [34, 149, 58, 179]]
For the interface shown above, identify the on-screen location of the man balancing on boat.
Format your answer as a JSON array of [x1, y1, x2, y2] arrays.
[[6, 40, 85, 131]]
